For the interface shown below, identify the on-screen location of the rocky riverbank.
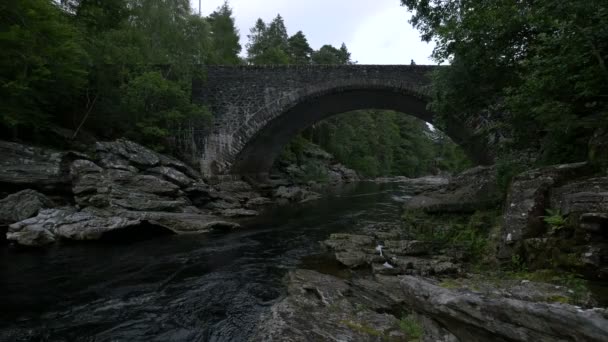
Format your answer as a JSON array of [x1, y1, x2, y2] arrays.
[[0, 139, 363, 247], [253, 163, 608, 341]]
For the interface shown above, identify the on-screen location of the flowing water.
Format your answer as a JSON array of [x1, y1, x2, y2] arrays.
[[0, 182, 413, 342]]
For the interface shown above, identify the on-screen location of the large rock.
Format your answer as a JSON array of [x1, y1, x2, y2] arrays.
[[550, 177, 608, 215], [0, 189, 54, 224], [0, 140, 83, 193], [397, 275, 608, 342], [96, 139, 160, 168], [252, 269, 408, 341], [497, 162, 592, 261], [118, 210, 240, 233], [322, 233, 375, 251], [404, 166, 501, 213], [70, 159, 189, 212], [6, 208, 174, 246]]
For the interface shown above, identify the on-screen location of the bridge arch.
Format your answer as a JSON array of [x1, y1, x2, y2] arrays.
[[194, 65, 492, 175]]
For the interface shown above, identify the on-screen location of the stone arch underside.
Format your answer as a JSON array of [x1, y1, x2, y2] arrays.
[[222, 82, 492, 175]]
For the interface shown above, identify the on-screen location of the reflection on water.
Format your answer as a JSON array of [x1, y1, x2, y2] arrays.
[[0, 182, 412, 342]]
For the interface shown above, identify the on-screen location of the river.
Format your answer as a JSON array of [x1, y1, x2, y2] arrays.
[[0, 182, 413, 341]]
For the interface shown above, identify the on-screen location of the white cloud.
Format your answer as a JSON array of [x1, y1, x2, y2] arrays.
[[193, 0, 435, 64]]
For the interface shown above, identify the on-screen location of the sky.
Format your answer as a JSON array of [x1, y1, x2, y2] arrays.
[[191, 0, 435, 65]]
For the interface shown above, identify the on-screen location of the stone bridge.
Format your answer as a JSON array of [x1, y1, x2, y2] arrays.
[[193, 65, 493, 176]]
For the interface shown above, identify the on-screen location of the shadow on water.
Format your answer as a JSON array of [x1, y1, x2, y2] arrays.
[[0, 182, 408, 342]]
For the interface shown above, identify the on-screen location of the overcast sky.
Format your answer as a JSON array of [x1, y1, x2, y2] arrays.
[[191, 0, 435, 65]]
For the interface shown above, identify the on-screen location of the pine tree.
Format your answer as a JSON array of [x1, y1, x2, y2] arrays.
[[208, 1, 241, 65]]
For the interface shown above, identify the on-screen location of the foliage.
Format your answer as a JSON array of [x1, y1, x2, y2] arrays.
[[543, 209, 566, 232], [401, 0, 608, 165], [120, 71, 212, 150], [0, 0, 88, 130], [399, 314, 423, 340], [208, 1, 242, 65], [403, 209, 499, 262], [1, 0, 234, 153]]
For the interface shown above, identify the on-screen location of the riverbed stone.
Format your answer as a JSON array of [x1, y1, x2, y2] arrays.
[[323, 233, 375, 251], [147, 166, 194, 188], [497, 162, 591, 261], [6, 208, 176, 245], [0, 189, 55, 224], [252, 269, 407, 341], [219, 208, 259, 218], [0, 140, 80, 193], [398, 275, 608, 341], [404, 165, 501, 213], [96, 139, 160, 168]]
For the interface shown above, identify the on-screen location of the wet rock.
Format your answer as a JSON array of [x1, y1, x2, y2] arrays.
[[219, 208, 259, 218], [7, 208, 174, 245], [0, 189, 54, 224], [550, 177, 608, 215], [118, 210, 240, 233], [252, 269, 407, 342], [497, 162, 591, 261], [246, 197, 273, 208], [390, 256, 460, 276], [580, 213, 608, 233], [0, 140, 78, 193], [371, 262, 402, 276], [334, 250, 384, 268], [96, 139, 160, 167], [70, 158, 190, 212], [323, 233, 375, 251], [404, 166, 501, 213], [398, 275, 608, 342], [147, 166, 194, 188]]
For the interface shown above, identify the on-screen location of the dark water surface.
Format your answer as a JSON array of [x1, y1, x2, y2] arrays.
[[0, 182, 412, 342]]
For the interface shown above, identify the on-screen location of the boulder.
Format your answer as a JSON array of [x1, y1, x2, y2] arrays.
[[246, 197, 273, 208], [96, 139, 160, 168], [550, 177, 608, 215], [252, 269, 407, 341], [118, 210, 241, 233], [147, 166, 194, 187], [0, 140, 81, 193], [397, 275, 608, 342], [219, 208, 259, 218], [70, 159, 190, 212], [7, 208, 175, 246], [322, 233, 375, 251], [497, 162, 591, 261], [404, 166, 501, 213], [0, 189, 54, 224]]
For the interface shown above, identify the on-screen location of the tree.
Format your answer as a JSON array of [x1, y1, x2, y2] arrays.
[[208, 1, 241, 65], [246, 15, 291, 65], [312, 44, 352, 65], [288, 31, 313, 64], [0, 0, 88, 133], [401, 0, 608, 164]]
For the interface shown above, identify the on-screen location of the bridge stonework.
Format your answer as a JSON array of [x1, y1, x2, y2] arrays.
[[193, 65, 492, 176]]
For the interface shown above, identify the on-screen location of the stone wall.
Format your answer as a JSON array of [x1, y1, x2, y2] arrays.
[[192, 65, 493, 176]]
